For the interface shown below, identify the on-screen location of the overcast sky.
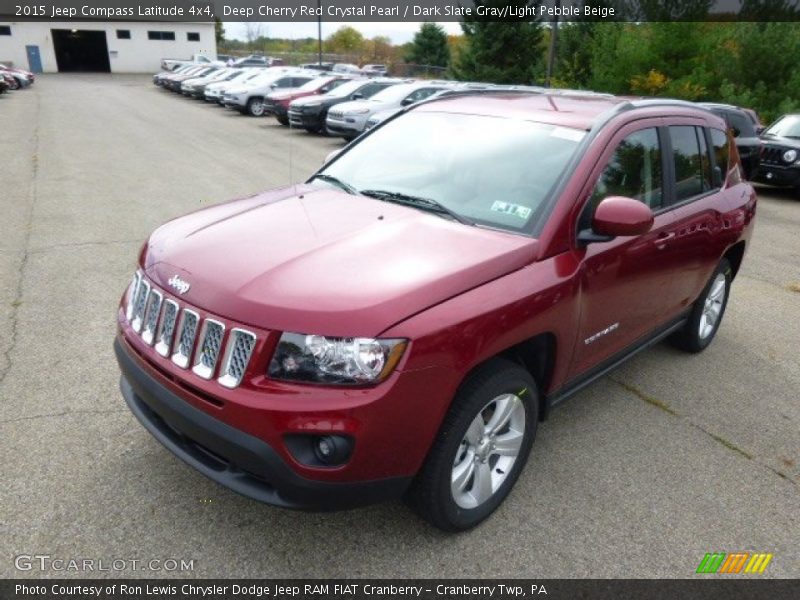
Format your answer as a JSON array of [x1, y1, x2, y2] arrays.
[[224, 21, 463, 44]]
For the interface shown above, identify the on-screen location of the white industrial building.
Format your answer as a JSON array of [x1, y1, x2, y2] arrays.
[[0, 20, 216, 73]]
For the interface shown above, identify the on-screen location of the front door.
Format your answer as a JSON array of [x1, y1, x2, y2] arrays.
[[25, 45, 42, 73], [568, 121, 688, 378]]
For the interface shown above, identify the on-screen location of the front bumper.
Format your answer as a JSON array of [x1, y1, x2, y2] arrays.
[[115, 336, 411, 510], [288, 108, 323, 129], [754, 164, 800, 188], [325, 116, 363, 138]]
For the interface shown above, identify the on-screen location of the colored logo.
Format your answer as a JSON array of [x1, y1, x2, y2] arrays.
[[696, 552, 773, 574]]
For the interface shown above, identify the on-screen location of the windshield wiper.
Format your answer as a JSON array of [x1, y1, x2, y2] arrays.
[[310, 173, 358, 195], [360, 189, 473, 225]]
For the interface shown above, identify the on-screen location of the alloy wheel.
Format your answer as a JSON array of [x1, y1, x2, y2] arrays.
[[451, 393, 526, 509]]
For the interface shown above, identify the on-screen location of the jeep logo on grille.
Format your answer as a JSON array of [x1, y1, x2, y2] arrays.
[[168, 275, 191, 295]]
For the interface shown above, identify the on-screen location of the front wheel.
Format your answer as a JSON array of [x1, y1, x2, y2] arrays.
[[408, 359, 538, 531], [672, 257, 732, 353], [246, 97, 265, 117], [277, 115, 289, 126]]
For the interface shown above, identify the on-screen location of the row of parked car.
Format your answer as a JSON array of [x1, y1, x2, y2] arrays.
[[153, 62, 800, 194], [0, 64, 35, 94], [153, 63, 548, 140]]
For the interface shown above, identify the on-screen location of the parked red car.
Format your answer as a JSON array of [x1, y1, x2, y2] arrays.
[[115, 92, 756, 531], [264, 76, 352, 125]]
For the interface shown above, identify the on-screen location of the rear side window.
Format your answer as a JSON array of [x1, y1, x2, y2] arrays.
[[669, 126, 712, 201], [709, 128, 730, 184]]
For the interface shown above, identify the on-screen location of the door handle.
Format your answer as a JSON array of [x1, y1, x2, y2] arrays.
[[654, 231, 675, 248]]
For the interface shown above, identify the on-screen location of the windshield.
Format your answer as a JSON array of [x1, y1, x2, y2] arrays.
[[367, 84, 426, 103], [315, 111, 585, 233], [297, 77, 332, 92], [324, 79, 364, 97], [765, 114, 800, 138]]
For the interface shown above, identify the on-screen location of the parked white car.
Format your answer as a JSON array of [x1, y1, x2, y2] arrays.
[[161, 54, 221, 71], [204, 69, 266, 103], [222, 68, 317, 116], [325, 81, 455, 140]]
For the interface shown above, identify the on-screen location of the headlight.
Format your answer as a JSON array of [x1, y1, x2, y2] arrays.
[[269, 332, 407, 385], [783, 149, 797, 163]]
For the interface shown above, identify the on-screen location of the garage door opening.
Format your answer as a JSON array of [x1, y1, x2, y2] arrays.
[[52, 29, 110, 72]]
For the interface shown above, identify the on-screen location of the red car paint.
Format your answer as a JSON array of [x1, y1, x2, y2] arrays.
[[266, 76, 350, 112], [117, 92, 756, 501]]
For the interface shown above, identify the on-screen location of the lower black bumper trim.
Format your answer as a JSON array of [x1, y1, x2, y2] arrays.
[[115, 336, 411, 510]]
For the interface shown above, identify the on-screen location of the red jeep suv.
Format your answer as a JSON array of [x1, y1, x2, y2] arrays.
[[115, 92, 756, 531]]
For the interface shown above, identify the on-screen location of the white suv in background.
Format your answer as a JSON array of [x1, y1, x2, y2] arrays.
[[325, 81, 454, 140], [204, 69, 266, 104], [222, 69, 316, 116]]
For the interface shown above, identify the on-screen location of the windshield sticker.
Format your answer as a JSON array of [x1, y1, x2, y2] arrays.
[[491, 201, 532, 220], [550, 127, 586, 142]]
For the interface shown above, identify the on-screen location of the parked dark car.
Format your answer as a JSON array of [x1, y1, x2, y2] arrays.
[[288, 78, 402, 133], [116, 92, 756, 531], [699, 103, 761, 180], [754, 113, 800, 193], [233, 55, 270, 68], [264, 76, 352, 126]]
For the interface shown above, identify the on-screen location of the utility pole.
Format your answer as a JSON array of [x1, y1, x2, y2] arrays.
[[317, 1, 323, 66], [545, 0, 561, 87]]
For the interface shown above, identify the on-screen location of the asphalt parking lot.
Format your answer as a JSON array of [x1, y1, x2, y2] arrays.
[[1, 74, 798, 579]]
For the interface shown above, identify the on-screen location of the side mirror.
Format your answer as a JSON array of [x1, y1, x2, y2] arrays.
[[731, 126, 741, 138], [352, 92, 364, 100], [323, 149, 342, 165], [580, 196, 654, 243], [400, 97, 414, 106], [270, 83, 278, 89]]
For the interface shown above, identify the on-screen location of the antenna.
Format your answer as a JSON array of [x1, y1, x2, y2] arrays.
[[288, 106, 295, 191]]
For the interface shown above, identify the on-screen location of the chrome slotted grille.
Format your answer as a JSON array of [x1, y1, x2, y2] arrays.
[[125, 272, 142, 321], [141, 290, 163, 345], [172, 309, 199, 369], [130, 280, 151, 333], [218, 329, 257, 389], [192, 319, 225, 379], [154, 299, 179, 357], [124, 274, 257, 388]]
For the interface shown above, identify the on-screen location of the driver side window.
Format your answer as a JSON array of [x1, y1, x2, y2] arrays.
[[580, 128, 663, 231]]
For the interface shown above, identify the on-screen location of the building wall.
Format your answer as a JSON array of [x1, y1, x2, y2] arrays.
[[0, 21, 216, 72]]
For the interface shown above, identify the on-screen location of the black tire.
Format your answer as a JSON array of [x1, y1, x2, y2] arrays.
[[246, 97, 265, 117], [9, 78, 20, 91], [408, 358, 538, 532], [305, 126, 321, 134], [671, 257, 732, 353], [277, 115, 289, 126]]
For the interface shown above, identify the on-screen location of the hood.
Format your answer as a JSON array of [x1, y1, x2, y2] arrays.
[[268, 89, 304, 101], [335, 99, 382, 114], [292, 94, 333, 107], [761, 134, 800, 149], [144, 186, 536, 336]]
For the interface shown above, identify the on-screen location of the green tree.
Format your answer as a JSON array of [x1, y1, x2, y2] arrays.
[[405, 23, 450, 68], [325, 26, 365, 54], [214, 17, 225, 45], [452, 0, 544, 84]]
